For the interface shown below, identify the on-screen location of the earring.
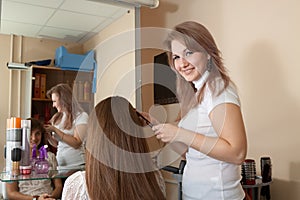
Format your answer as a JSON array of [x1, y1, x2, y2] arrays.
[[206, 58, 212, 72]]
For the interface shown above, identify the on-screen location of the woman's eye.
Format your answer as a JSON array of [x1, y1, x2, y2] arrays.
[[172, 55, 180, 60], [185, 51, 193, 57]]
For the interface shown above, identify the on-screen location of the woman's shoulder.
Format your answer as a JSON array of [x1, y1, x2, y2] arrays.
[[62, 171, 89, 200], [67, 171, 86, 181], [74, 112, 89, 124]]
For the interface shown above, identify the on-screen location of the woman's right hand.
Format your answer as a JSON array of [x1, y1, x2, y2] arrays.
[[44, 125, 58, 147]]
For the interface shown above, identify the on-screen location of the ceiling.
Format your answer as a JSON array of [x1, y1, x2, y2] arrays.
[[0, 0, 129, 43]]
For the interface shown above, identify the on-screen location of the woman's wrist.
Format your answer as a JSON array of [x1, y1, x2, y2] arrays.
[[179, 128, 196, 146], [61, 132, 65, 141]]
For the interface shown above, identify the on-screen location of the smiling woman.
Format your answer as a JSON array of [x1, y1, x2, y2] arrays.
[[44, 83, 88, 170], [152, 21, 248, 200]]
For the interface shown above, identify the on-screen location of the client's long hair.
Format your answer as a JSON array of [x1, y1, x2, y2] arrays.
[[86, 96, 166, 200]]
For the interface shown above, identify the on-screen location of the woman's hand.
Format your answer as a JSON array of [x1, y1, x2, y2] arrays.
[[153, 123, 196, 145], [38, 193, 55, 200], [44, 124, 56, 133], [136, 111, 160, 127], [153, 123, 179, 143], [44, 124, 58, 147]]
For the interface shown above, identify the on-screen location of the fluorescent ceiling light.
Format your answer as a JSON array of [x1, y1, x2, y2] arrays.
[[86, 0, 159, 8]]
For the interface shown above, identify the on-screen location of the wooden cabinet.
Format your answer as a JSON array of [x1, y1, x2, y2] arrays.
[[31, 65, 94, 122]]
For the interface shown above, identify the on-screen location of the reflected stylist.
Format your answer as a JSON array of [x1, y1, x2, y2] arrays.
[[44, 83, 88, 170]]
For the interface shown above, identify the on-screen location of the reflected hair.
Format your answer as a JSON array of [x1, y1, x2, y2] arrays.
[[46, 83, 84, 129]]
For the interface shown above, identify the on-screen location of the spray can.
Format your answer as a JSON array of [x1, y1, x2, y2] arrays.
[[6, 117, 22, 174], [21, 120, 31, 167]]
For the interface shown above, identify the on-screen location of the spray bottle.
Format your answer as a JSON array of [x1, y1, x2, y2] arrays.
[[35, 145, 49, 174], [31, 144, 38, 171]]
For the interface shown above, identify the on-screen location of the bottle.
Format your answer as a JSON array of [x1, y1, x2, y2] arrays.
[[11, 147, 22, 177], [35, 145, 49, 174], [78, 81, 84, 101], [261, 157, 272, 183], [241, 159, 256, 185], [83, 81, 90, 101], [31, 144, 38, 171], [21, 119, 31, 167], [73, 81, 78, 99]]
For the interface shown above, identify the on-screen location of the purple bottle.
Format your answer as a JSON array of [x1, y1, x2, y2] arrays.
[[35, 145, 49, 174], [30, 144, 38, 171]]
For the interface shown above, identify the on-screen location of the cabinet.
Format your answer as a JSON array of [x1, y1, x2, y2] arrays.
[[31, 65, 94, 122]]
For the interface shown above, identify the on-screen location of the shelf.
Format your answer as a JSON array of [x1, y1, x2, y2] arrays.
[[33, 65, 62, 71], [0, 168, 84, 182], [32, 98, 51, 101], [31, 64, 94, 121], [32, 65, 93, 73]]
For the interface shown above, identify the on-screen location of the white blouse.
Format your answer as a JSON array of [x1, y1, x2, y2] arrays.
[[180, 78, 244, 200], [18, 152, 58, 196], [61, 171, 89, 200]]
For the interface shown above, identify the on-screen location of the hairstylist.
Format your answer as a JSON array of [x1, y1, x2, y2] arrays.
[[44, 83, 88, 170], [153, 21, 247, 199]]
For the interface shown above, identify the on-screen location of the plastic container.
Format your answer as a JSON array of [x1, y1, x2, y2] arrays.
[[241, 159, 256, 185], [55, 46, 96, 72], [20, 165, 32, 175]]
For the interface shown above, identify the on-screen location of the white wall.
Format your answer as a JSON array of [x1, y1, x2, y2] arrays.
[[141, 0, 300, 199], [83, 9, 136, 107]]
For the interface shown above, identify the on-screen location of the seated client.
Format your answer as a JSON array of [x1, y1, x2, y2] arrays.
[[62, 96, 166, 199]]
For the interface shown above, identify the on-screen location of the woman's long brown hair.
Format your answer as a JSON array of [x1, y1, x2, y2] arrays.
[[164, 21, 233, 118], [86, 96, 165, 200], [46, 83, 84, 129]]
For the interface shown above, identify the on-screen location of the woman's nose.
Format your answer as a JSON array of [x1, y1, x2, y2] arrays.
[[179, 57, 188, 68], [31, 134, 36, 141]]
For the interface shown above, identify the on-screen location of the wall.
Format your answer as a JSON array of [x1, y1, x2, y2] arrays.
[[83, 9, 136, 106], [141, 0, 300, 199]]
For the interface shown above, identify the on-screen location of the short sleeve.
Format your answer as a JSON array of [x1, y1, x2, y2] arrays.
[[61, 171, 89, 200], [74, 112, 89, 126], [47, 152, 58, 170], [206, 83, 240, 114]]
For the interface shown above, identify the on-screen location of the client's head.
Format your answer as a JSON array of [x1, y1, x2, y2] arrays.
[[85, 96, 165, 199]]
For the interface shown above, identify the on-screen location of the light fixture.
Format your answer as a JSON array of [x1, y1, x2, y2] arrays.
[[7, 62, 33, 70], [86, 0, 159, 8]]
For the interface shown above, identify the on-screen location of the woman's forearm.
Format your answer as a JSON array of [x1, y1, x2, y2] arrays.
[[55, 128, 82, 149]]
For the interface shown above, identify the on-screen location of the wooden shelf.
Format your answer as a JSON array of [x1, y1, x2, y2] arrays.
[[32, 65, 93, 73], [32, 98, 51, 101], [31, 65, 94, 121], [33, 65, 62, 70]]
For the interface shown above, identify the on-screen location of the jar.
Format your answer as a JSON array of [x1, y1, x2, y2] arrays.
[[241, 159, 256, 185], [20, 165, 32, 175]]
